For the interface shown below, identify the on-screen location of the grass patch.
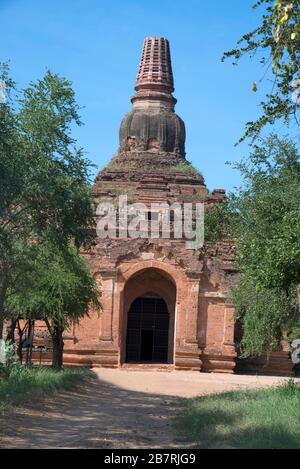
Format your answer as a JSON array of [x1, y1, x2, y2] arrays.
[[0, 365, 93, 413], [176, 380, 300, 449], [105, 156, 135, 171], [171, 163, 203, 176]]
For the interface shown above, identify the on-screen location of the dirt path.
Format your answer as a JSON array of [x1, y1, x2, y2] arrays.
[[0, 369, 295, 449]]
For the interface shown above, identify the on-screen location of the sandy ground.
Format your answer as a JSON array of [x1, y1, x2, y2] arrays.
[[0, 369, 297, 449]]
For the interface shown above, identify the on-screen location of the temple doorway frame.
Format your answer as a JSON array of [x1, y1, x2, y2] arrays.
[[119, 266, 177, 365]]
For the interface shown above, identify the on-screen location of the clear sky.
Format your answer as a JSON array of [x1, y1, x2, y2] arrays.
[[1, 0, 271, 191]]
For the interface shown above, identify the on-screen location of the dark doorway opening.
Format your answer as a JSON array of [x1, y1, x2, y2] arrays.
[[140, 330, 154, 361], [125, 297, 169, 363]]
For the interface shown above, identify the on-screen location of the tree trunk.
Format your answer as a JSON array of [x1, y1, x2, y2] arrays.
[[0, 289, 6, 342], [17, 329, 23, 364], [16, 320, 26, 363], [52, 326, 64, 369], [0, 271, 8, 342], [28, 320, 34, 364], [25, 320, 34, 365], [6, 318, 17, 343], [0, 281, 8, 365]]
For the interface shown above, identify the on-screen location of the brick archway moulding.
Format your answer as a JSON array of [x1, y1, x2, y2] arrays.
[[114, 259, 199, 366], [117, 259, 186, 290], [120, 266, 177, 364]]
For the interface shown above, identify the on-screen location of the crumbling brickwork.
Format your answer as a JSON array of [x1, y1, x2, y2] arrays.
[[63, 37, 237, 372]]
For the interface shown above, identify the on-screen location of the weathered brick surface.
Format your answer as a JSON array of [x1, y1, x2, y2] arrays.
[[68, 193, 238, 372], [63, 37, 237, 372]]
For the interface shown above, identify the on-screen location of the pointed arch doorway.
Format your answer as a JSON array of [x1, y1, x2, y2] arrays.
[[122, 268, 176, 365]]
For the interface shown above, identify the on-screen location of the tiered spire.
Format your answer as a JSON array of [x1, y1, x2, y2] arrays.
[[131, 37, 176, 109], [135, 37, 174, 93], [119, 37, 185, 157]]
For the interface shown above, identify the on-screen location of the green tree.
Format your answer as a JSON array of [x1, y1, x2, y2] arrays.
[[204, 201, 232, 244], [223, 0, 300, 142], [0, 66, 94, 346], [8, 242, 101, 368], [232, 276, 298, 357], [0, 65, 25, 342], [228, 135, 300, 356]]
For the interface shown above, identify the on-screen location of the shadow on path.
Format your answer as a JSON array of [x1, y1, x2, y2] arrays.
[[0, 374, 188, 449]]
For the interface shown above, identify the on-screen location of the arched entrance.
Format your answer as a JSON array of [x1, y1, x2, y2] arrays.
[[121, 267, 176, 364], [126, 296, 169, 363]]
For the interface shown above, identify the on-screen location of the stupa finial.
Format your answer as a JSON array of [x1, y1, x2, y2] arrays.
[[135, 37, 174, 93], [131, 37, 176, 108]]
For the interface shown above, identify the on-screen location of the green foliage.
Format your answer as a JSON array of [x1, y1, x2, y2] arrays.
[[0, 365, 93, 413], [104, 156, 203, 178], [16, 69, 94, 245], [176, 381, 300, 449], [4, 340, 16, 367], [232, 276, 298, 356], [230, 134, 300, 291], [111, 187, 137, 204], [227, 135, 300, 356], [204, 202, 231, 243], [105, 155, 135, 171], [223, 0, 300, 142], [287, 318, 300, 344], [8, 242, 101, 331], [0, 67, 94, 248], [5, 240, 101, 369], [171, 162, 203, 176], [0, 64, 95, 341]]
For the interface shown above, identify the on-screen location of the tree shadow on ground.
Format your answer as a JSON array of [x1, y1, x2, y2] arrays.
[[177, 394, 300, 449], [0, 373, 189, 449], [2, 372, 297, 449]]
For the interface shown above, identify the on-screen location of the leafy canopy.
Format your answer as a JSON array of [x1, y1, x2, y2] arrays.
[[223, 0, 300, 142], [0, 64, 95, 339], [7, 242, 101, 331], [205, 135, 300, 356], [231, 134, 300, 290], [230, 135, 300, 355]]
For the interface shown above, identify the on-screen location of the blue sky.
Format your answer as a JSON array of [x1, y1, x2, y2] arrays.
[[1, 0, 271, 191]]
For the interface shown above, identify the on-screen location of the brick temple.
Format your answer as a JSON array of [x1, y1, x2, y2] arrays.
[[58, 37, 292, 374], [59, 37, 237, 372]]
